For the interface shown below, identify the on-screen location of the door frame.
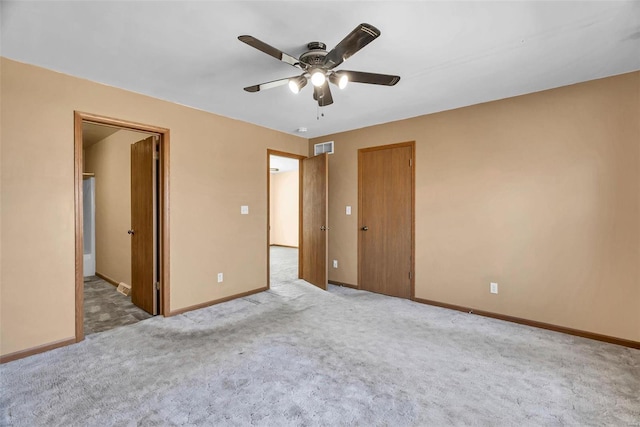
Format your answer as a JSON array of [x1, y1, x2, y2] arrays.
[[74, 111, 170, 342], [266, 149, 306, 287], [357, 141, 416, 298]]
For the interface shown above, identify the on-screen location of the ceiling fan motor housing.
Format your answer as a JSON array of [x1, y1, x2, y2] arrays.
[[299, 42, 328, 69]]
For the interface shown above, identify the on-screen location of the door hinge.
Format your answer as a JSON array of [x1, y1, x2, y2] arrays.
[[409, 271, 412, 279], [409, 158, 412, 167], [153, 151, 159, 160], [155, 282, 160, 290]]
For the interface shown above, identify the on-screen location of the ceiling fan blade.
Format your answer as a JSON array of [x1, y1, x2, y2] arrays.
[[323, 23, 381, 69], [238, 35, 300, 68], [243, 76, 298, 93], [313, 81, 334, 107], [339, 70, 400, 86]]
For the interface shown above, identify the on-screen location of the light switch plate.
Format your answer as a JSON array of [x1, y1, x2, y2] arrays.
[[241, 205, 249, 215], [346, 206, 351, 215]]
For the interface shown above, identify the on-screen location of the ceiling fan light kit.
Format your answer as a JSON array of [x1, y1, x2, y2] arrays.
[[310, 70, 326, 87], [239, 23, 400, 107], [288, 75, 307, 94], [329, 73, 349, 90]]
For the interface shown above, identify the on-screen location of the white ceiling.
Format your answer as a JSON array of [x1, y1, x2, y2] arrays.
[[82, 123, 120, 148], [270, 155, 299, 173], [2, 1, 639, 138]]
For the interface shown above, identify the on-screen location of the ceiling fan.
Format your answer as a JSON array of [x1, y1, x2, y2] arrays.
[[238, 23, 400, 107]]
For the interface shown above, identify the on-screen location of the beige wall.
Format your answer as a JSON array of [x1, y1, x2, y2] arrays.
[[85, 129, 148, 286], [1, 57, 637, 357], [270, 170, 299, 247], [0, 58, 307, 356], [311, 71, 640, 342]]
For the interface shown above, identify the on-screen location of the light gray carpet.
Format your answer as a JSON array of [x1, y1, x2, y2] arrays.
[[270, 245, 298, 286], [84, 276, 152, 335], [1, 247, 638, 426]]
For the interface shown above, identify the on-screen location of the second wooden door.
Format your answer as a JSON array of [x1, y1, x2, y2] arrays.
[[359, 143, 414, 299]]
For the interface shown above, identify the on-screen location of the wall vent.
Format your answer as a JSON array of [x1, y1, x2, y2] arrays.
[[314, 141, 334, 156], [116, 282, 131, 296]]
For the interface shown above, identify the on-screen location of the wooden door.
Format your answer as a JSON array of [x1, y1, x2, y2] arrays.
[[131, 136, 156, 314], [301, 153, 328, 290], [359, 143, 414, 298]]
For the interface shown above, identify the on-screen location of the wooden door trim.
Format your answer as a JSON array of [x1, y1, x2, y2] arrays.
[[358, 141, 416, 298], [74, 111, 170, 343], [358, 141, 415, 154], [266, 149, 305, 288]]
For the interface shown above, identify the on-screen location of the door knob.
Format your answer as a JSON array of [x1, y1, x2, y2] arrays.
[[128, 230, 135, 235], [361, 226, 369, 231]]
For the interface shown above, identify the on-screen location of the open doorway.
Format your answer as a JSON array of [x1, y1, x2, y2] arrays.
[[267, 150, 304, 288], [74, 112, 170, 342], [82, 123, 157, 334]]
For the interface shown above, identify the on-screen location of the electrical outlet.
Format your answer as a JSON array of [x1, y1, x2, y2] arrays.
[[490, 282, 498, 294], [333, 260, 338, 268], [217, 273, 223, 283]]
